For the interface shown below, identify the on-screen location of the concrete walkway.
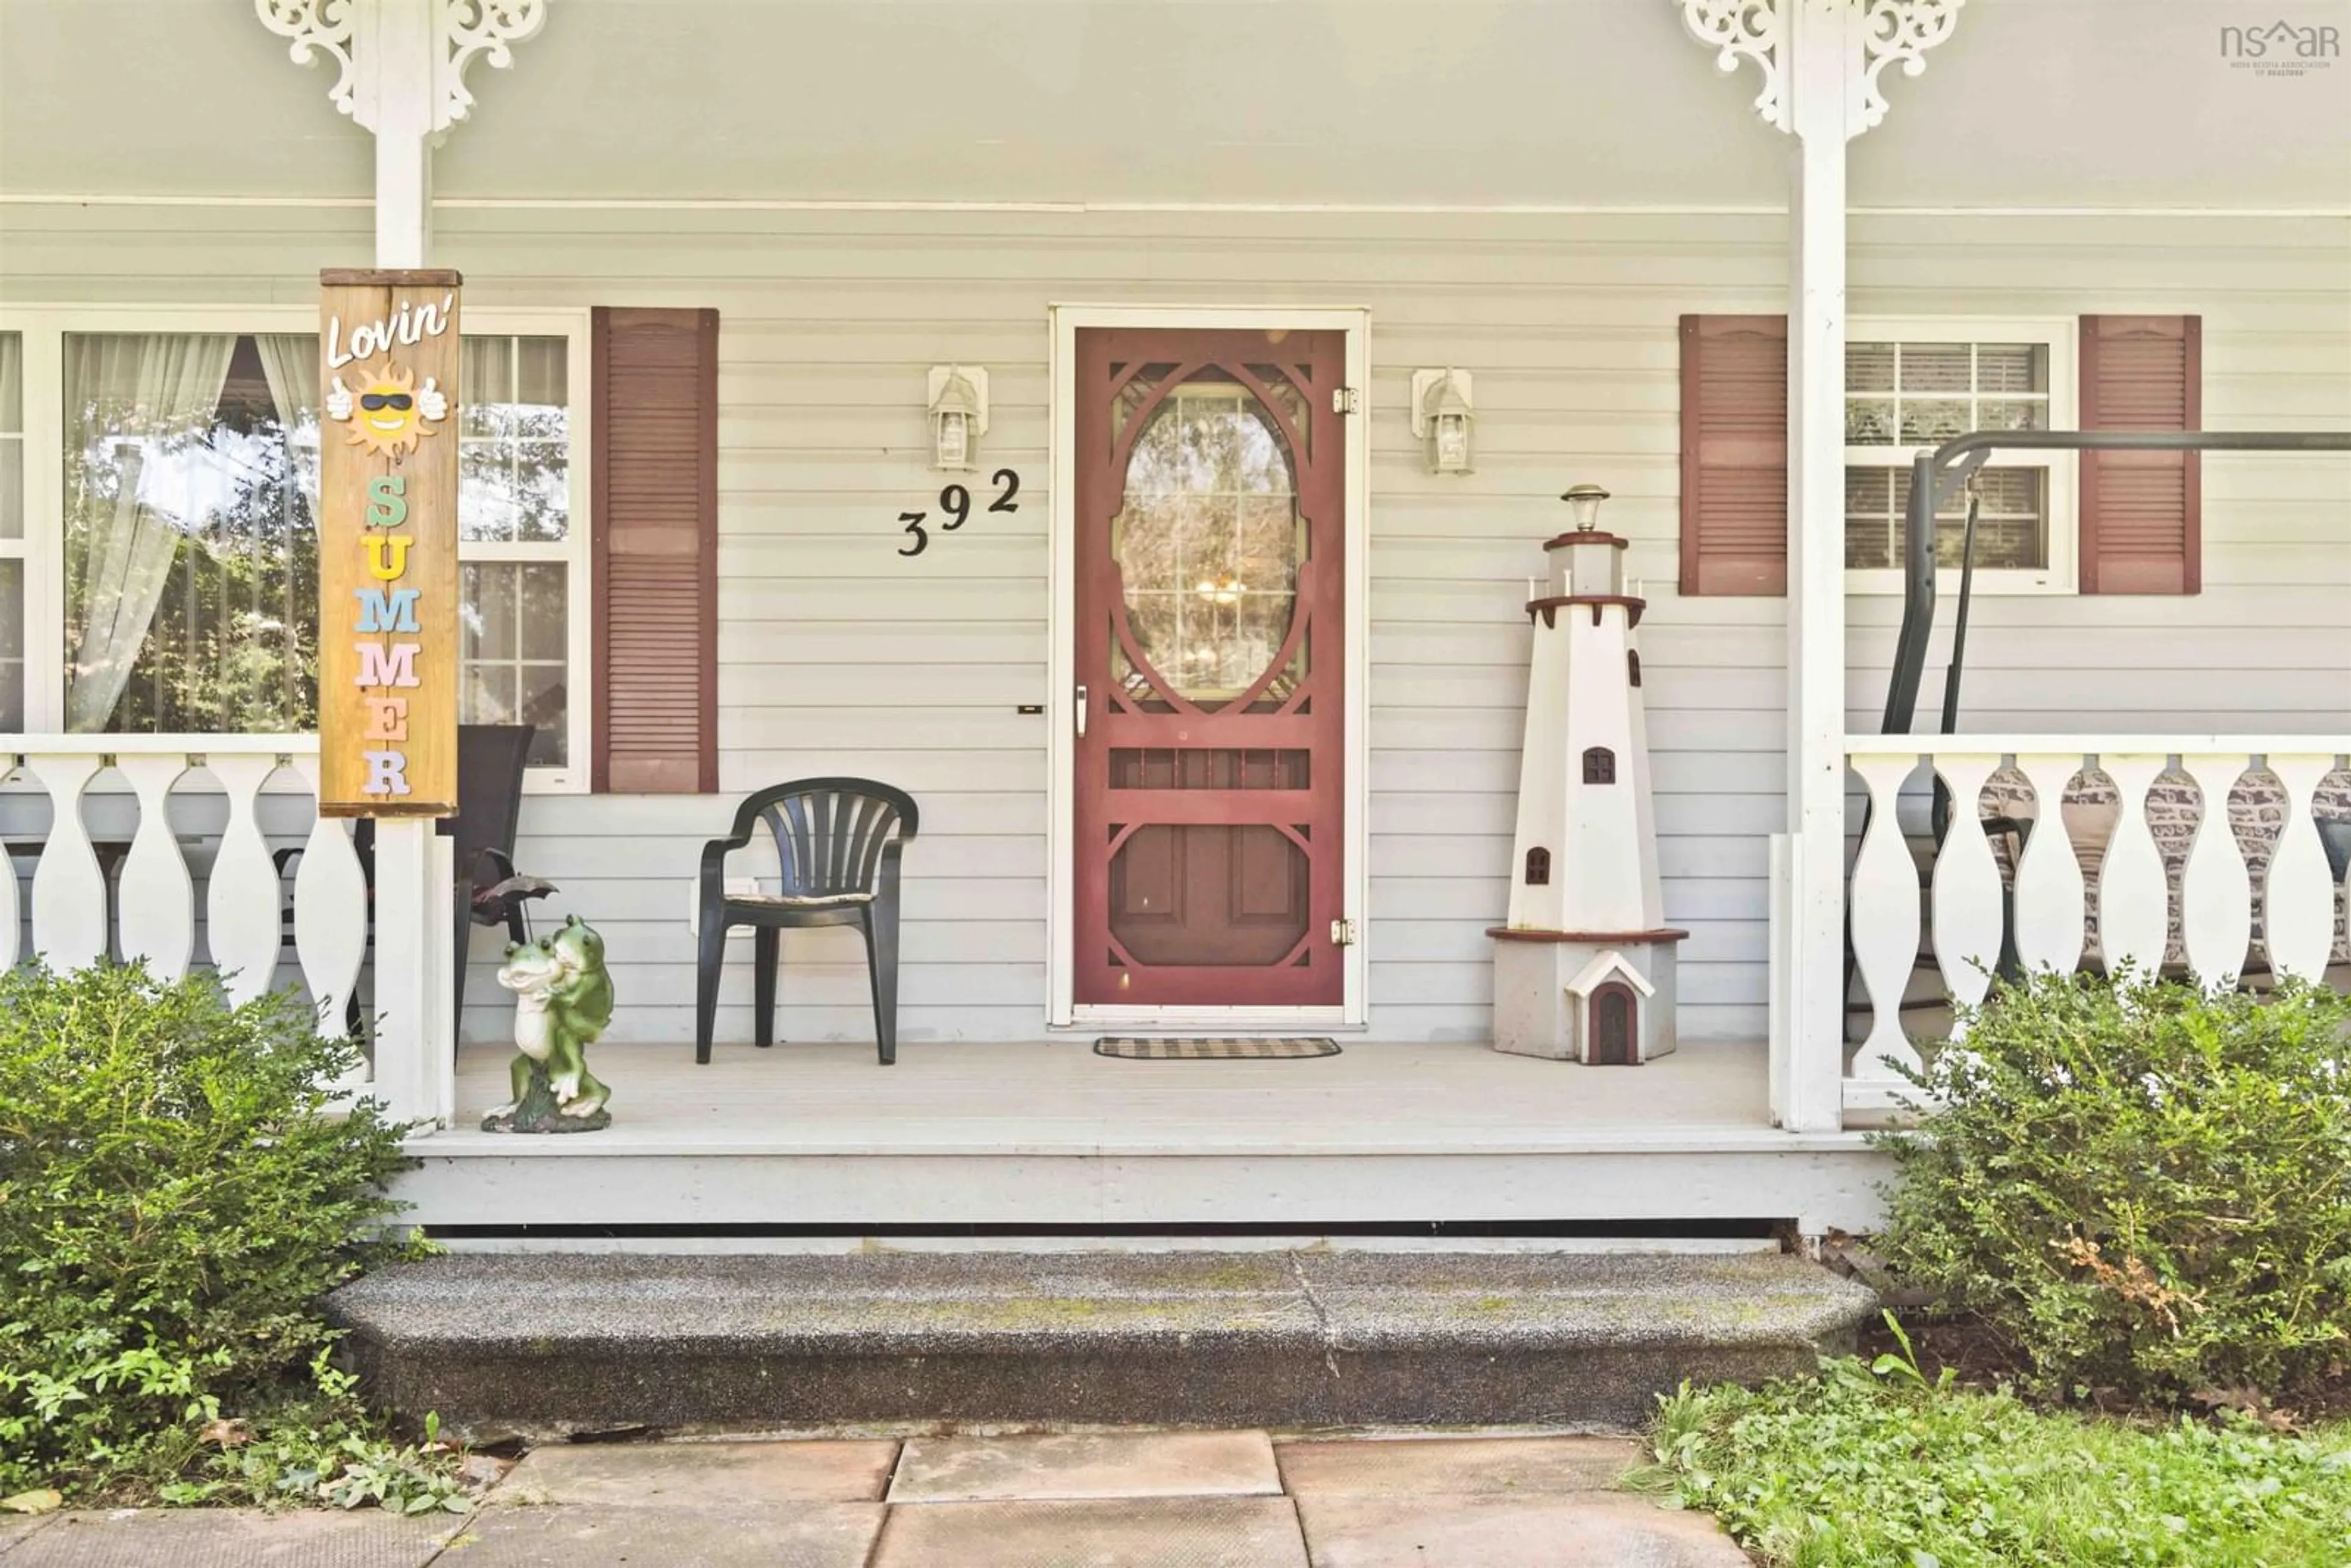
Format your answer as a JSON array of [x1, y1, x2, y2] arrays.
[[0, 1430, 1747, 1566]]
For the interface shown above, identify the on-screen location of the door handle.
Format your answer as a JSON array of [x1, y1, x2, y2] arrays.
[[1074, 684, 1089, 739]]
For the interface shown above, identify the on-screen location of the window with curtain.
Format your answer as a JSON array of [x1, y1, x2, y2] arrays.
[[62, 332, 310, 733], [58, 331, 579, 766], [0, 332, 23, 730], [459, 335, 572, 766]]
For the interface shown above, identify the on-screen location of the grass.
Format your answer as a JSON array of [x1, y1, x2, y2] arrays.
[[1636, 1321, 2351, 1568]]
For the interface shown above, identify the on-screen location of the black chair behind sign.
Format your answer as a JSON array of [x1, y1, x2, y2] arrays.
[[694, 778, 918, 1066], [446, 724, 555, 1043], [280, 724, 552, 1048]]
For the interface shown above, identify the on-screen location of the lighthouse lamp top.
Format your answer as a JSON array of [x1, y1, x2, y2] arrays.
[[1561, 484, 1610, 532]]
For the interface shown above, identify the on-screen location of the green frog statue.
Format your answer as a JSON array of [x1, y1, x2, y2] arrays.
[[482, 914, 615, 1133]]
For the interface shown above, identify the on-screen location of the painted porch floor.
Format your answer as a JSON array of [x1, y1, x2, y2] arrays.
[[397, 1039, 1889, 1234], [438, 1037, 1818, 1158]]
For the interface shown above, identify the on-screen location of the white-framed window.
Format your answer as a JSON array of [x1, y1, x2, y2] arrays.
[[455, 328, 585, 781], [0, 306, 592, 790], [1844, 317, 2077, 596]]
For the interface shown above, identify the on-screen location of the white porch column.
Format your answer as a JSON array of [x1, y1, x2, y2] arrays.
[[367, 822, 457, 1127], [1679, 1, 1963, 1131], [258, 0, 545, 1128], [364, 0, 438, 267], [258, 0, 547, 269], [1783, 1, 1856, 1135]]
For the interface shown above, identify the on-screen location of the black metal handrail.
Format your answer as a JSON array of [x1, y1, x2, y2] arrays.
[[1879, 429, 2351, 737]]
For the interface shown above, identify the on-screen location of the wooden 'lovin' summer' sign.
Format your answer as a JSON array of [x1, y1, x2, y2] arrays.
[[317, 269, 462, 816]]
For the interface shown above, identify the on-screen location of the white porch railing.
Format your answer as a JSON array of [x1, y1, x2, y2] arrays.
[[1, 735, 371, 1086], [1840, 737, 2351, 1112]]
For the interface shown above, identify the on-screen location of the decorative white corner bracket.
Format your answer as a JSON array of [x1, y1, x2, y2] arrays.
[[1678, 0, 1963, 138], [256, 0, 547, 141], [1679, 0, 1791, 130]]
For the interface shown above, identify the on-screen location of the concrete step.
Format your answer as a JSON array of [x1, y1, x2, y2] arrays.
[[328, 1250, 1878, 1438]]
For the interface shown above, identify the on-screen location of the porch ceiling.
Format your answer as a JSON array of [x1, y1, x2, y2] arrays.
[[1, 0, 2344, 210]]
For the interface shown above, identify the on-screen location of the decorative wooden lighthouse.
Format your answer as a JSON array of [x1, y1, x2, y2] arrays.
[[1490, 486, 1685, 1065]]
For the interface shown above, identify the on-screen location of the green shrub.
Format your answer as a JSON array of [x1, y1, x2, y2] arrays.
[[0, 963, 444, 1505], [1875, 969, 2351, 1403], [1642, 1329, 2351, 1567]]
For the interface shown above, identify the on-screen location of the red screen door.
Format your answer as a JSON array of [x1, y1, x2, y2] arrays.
[[1073, 326, 1346, 1008]]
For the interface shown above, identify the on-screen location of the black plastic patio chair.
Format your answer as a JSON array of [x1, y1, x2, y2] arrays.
[[279, 724, 553, 1047], [694, 778, 918, 1066], [445, 724, 557, 1041]]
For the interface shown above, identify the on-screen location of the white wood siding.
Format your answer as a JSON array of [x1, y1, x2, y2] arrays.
[[3, 206, 2343, 1046], [1845, 213, 2351, 735]]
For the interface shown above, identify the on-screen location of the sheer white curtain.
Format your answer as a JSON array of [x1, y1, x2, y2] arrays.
[[254, 333, 323, 534], [253, 334, 319, 449], [63, 334, 236, 732]]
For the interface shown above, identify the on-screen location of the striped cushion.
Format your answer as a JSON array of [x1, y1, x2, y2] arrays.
[[731, 890, 876, 907]]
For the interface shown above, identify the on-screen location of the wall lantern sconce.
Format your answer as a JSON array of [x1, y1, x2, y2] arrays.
[[1409, 367, 1475, 475], [1561, 481, 1610, 531], [926, 365, 990, 471]]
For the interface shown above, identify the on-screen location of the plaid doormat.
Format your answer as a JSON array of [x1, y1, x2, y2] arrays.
[[1092, 1036, 1341, 1060]]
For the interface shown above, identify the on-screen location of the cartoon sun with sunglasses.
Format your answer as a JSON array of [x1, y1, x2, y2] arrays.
[[326, 362, 448, 457]]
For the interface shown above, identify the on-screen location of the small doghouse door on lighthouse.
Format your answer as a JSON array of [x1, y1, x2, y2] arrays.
[[1590, 981, 1638, 1066], [1071, 328, 1347, 1008]]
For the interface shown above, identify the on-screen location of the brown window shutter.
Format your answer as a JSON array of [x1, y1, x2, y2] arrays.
[[1679, 314, 1788, 596], [593, 307, 719, 792], [2080, 315, 2201, 595]]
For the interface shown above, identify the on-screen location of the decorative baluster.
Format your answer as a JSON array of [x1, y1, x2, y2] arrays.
[[2010, 752, 2088, 977], [2261, 754, 2335, 982], [1929, 751, 2003, 1034], [2096, 755, 2169, 980], [2179, 752, 2254, 991], [205, 754, 287, 1004], [114, 753, 197, 980], [0, 755, 20, 973], [28, 751, 109, 970], [1848, 754, 1923, 1081], [287, 756, 370, 1048]]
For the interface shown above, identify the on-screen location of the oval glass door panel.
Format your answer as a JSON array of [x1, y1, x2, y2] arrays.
[[1112, 375, 1305, 712]]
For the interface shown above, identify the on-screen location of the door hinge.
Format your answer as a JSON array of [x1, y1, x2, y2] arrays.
[[1330, 917, 1357, 947], [1330, 386, 1360, 416]]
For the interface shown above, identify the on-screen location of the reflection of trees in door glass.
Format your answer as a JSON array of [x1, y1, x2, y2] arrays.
[[1115, 374, 1303, 705]]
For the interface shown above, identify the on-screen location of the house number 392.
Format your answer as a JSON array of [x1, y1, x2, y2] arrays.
[[898, 470, 1019, 557]]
